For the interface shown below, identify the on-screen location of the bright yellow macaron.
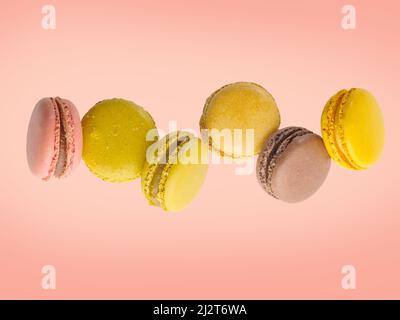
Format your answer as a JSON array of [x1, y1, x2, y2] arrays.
[[141, 131, 208, 212], [321, 88, 384, 170], [82, 98, 158, 182], [200, 82, 281, 158]]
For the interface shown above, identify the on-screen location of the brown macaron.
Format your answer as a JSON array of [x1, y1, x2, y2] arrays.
[[257, 127, 331, 203]]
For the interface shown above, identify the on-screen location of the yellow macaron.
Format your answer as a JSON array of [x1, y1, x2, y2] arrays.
[[321, 88, 384, 170], [200, 82, 281, 158], [82, 98, 158, 182], [141, 131, 208, 212]]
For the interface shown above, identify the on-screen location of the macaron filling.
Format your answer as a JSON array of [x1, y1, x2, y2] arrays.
[[50, 97, 77, 179], [42, 98, 62, 181], [53, 112, 67, 177]]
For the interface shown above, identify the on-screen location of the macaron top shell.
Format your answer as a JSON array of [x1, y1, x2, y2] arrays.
[[162, 156, 208, 212], [26, 97, 82, 180], [82, 98, 157, 183], [200, 82, 280, 158], [27, 98, 60, 179], [321, 88, 384, 170], [257, 127, 331, 203]]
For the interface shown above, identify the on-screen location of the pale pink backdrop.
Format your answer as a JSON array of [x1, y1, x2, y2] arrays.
[[0, 0, 399, 299]]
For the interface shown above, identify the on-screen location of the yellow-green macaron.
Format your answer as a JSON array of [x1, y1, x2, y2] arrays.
[[321, 88, 384, 170], [141, 131, 208, 212], [82, 98, 158, 182], [200, 82, 281, 158]]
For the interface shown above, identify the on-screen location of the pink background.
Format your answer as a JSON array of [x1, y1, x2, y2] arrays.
[[1, 0, 399, 299]]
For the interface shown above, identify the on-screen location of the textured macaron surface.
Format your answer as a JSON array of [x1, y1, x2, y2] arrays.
[[257, 127, 331, 203], [142, 131, 208, 212], [26, 97, 82, 180], [200, 82, 280, 158], [321, 88, 384, 170], [82, 98, 157, 182]]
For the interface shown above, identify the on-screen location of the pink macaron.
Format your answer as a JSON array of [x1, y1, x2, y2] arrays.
[[26, 97, 82, 181]]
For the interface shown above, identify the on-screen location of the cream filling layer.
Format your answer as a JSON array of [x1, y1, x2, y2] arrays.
[[53, 97, 75, 178]]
